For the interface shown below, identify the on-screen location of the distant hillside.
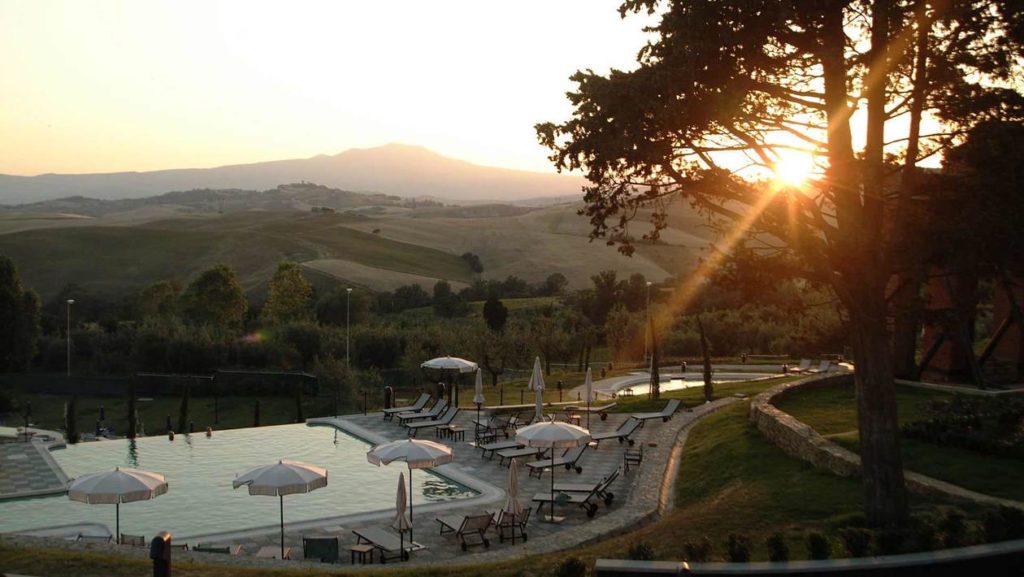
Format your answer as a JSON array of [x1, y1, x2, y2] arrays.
[[0, 143, 586, 204]]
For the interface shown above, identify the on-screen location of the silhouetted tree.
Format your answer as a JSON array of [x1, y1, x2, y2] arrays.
[[482, 295, 509, 333], [263, 262, 313, 324], [0, 256, 41, 372]]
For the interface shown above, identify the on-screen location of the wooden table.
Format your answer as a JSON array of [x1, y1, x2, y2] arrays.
[[350, 543, 375, 564]]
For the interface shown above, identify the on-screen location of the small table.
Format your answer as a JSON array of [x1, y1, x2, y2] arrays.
[[620, 388, 634, 397], [446, 425, 465, 441], [567, 414, 581, 426], [256, 545, 290, 560], [350, 543, 375, 564]]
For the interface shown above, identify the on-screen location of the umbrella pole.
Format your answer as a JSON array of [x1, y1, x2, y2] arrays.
[[550, 458, 555, 522], [587, 396, 591, 430], [409, 466, 414, 544], [116, 502, 119, 544], [280, 495, 285, 559]]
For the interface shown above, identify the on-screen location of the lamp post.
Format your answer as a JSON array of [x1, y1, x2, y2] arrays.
[[644, 282, 652, 366], [345, 288, 353, 369], [66, 299, 75, 378]]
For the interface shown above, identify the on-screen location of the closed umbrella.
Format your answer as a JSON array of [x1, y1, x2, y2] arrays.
[[367, 438, 453, 544], [503, 458, 525, 544], [421, 356, 478, 407], [232, 459, 328, 559], [584, 367, 593, 429], [393, 472, 411, 561], [528, 356, 545, 421], [67, 467, 168, 543], [473, 368, 486, 442], [516, 421, 590, 523]]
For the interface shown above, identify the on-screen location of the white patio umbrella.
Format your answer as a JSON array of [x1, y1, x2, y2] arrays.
[[421, 356, 478, 406], [393, 472, 411, 560], [516, 421, 591, 523], [473, 368, 486, 442], [528, 356, 545, 421], [584, 367, 594, 429], [504, 458, 524, 519], [367, 438, 453, 544], [232, 459, 328, 559], [67, 467, 168, 543]]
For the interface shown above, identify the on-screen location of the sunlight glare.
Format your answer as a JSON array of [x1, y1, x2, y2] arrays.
[[772, 153, 815, 187]]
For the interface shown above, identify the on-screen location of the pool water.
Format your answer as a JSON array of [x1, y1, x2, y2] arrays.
[[617, 372, 776, 396], [0, 424, 475, 539]]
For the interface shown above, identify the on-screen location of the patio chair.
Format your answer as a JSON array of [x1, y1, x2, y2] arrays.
[[525, 445, 587, 478], [193, 543, 243, 555], [119, 533, 145, 547], [624, 444, 644, 473], [382, 393, 431, 421], [435, 512, 494, 551], [479, 439, 522, 459], [397, 399, 447, 425], [788, 359, 813, 373], [553, 467, 620, 505], [303, 536, 340, 563], [591, 418, 642, 447], [352, 527, 410, 563], [405, 407, 460, 437], [567, 402, 617, 421], [496, 446, 547, 467], [494, 507, 531, 543], [531, 473, 618, 518], [631, 399, 682, 424]]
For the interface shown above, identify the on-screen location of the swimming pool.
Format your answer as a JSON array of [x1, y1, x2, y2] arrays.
[[615, 372, 778, 396], [0, 424, 475, 539]]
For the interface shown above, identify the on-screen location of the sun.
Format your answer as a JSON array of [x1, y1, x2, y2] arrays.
[[772, 153, 815, 187]]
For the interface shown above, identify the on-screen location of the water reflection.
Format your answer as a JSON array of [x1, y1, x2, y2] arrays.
[[126, 439, 139, 468]]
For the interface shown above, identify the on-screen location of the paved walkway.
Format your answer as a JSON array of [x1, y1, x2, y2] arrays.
[[0, 429, 68, 500]]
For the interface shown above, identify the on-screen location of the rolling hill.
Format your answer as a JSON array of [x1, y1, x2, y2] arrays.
[[0, 143, 586, 204]]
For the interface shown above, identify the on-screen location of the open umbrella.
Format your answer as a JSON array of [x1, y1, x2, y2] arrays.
[[528, 357, 545, 421], [516, 421, 590, 523], [367, 438, 453, 544], [67, 467, 168, 543], [393, 472, 411, 560], [473, 368, 486, 442], [232, 459, 328, 559], [584, 367, 593, 429], [421, 356, 478, 407]]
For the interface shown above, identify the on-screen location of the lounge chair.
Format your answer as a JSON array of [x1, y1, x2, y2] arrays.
[[525, 445, 587, 478], [567, 402, 618, 421], [193, 543, 243, 555], [591, 418, 642, 447], [496, 446, 547, 467], [494, 507, 531, 543], [435, 512, 494, 551], [397, 399, 447, 425], [531, 473, 618, 518], [352, 527, 410, 563], [406, 407, 460, 437], [788, 359, 813, 373], [631, 399, 682, 424], [119, 533, 145, 547], [303, 536, 339, 563], [808, 360, 833, 373], [624, 444, 644, 473], [553, 468, 620, 505], [77, 534, 112, 544], [382, 393, 431, 421], [479, 439, 522, 459]]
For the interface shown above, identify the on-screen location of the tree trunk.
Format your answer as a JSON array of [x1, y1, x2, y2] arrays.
[[698, 317, 713, 403], [850, 305, 908, 529], [177, 382, 190, 434], [649, 316, 660, 400], [891, 272, 925, 378]]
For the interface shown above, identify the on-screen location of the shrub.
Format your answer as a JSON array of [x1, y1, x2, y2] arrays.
[[806, 532, 831, 560], [765, 532, 789, 562], [940, 510, 968, 548], [838, 527, 872, 558], [984, 506, 1024, 543], [683, 536, 713, 562], [555, 556, 587, 577], [727, 534, 752, 562], [910, 517, 939, 552], [627, 540, 656, 561], [874, 529, 906, 556]]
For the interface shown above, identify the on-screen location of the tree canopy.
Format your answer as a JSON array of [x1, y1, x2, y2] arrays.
[[263, 262, 314, 324], [0, 256, 41, 372], [182, 264, 247, 335]]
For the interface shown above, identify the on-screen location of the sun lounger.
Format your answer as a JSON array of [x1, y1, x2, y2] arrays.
[[405, 407, 459, 437], [493, 507, 531, 543], [531, 473, 618, 518], [479, 439, 521, 459], [352, 527, 410, 563], [567, 402, 618, 421], [383, 393, 431, 421], [591, 417, 642, 447], [808, 360, 833, 373], [435, 512, 494, 551], [631, 399, 682, 423], [553, 468, 620, 505], [77, 534, 112, 544], [119, 533, 145, 546], [397, 399, 447, 425], [193, 543, 243, 555], [496, 446, 546, 467], [788, 359, 813, 373], [303, 536, 339, 563], [525, 445, 587, 478]]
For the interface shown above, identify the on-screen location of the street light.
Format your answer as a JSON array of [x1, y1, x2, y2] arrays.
[[644, 282, 652, 366], [345, 288, 353, 369], [66, 299, 74, 378]]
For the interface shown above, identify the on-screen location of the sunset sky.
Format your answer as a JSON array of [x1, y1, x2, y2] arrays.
[[0, 1, 654, 176]]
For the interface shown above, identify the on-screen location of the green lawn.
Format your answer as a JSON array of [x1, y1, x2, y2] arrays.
[[775, 381, 1024, 502]]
